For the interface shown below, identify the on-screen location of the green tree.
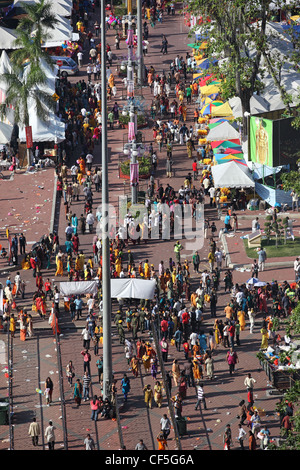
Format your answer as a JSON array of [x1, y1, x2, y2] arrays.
[[17, 0, 58, 38], [185, 0, 300, 129]]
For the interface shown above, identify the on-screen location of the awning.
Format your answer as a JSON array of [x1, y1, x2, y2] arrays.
[[211, 160, 255, 188]]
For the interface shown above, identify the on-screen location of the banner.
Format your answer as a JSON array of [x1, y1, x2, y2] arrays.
[[111, 278, 156, 299], [60, 281, 98, 297], [250, 117, 273, 167], [130, 162, 139, 187], [59, 279, 156, 300], [25, 126, 33, 149]]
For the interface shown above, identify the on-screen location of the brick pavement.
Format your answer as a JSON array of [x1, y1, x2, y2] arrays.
[[0, 2, 292, 452]]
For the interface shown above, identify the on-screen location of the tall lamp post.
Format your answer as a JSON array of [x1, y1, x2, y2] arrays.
[[137, 0, 144, 86], [101, 0, 113, 401]]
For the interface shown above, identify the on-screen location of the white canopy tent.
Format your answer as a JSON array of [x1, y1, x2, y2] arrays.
[[211, 160, 255, 188], [0, 26, 18, 49], [0, 51, 14, 126], [206, 120, 240, 141], [59, 279, 156, 300], [18, 97, 65, 143], [11, 0, 72, 17], [0, 121, 13, 144], [229, 95, 270, 117]]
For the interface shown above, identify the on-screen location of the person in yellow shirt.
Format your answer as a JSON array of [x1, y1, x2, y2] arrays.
[[144, 260, 150, 279], [9, 313, 16, 338]]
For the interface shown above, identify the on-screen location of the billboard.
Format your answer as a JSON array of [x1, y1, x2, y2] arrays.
[[272, 117, 300, 170], [250, 116, 273, 167]]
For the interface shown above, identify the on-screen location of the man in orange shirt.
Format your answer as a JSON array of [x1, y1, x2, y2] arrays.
[[224, 303, 233, 320], [157, 432, 168, 450]]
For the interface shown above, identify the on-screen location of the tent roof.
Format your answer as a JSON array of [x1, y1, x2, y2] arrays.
[[0, 121, 13, 144], [207, 120, 240, 141], [211, 139, 241, 148], [210, 101, 233, 117], [0, 26, 18, 49], [200, 84, 220, 95], [229, 94, 270, 117], [211, 160, 255, 188]]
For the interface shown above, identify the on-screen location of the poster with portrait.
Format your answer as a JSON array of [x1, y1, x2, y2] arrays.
[[250, 117, 273, 167]]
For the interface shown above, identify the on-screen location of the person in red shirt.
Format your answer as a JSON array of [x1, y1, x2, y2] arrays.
[[160, 318, 168, 340], [44, 278, 52, 300], [228, 322, 235, 348], [181, 310, 190, 340], [192, 159, 198, 180]]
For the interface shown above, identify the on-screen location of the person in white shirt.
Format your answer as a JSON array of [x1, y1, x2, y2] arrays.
[[208, 186, 215, 207], [189, 331, 198, 346], [77, 51, 83, 67], [244, 373, 256, 391], [248, 308, 256, 334], [237, 424, 247, 450], [214, 249, 222, 269], [252, 217, 260, 233], [86, 153, 93, 171], [86, 212, 95, 233], [45, 421, 56, 450]]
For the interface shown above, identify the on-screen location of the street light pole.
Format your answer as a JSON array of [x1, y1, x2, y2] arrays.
[[137, 0, 144, 86], [101, 0, 113, 401]]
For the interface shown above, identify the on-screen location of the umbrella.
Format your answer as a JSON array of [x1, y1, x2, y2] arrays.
[[254, 281, 267, 287], [246, 277, 259, 285], [209, 117, 231, 124], [200, 101, 224, 115], [200, 84, 220, 96], [198, 74, 213, 86], [196, 58, 218, 70]]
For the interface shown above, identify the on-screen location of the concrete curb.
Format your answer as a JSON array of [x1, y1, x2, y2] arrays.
[[49, 171, 58, 234], [220, 229, 295, 270]]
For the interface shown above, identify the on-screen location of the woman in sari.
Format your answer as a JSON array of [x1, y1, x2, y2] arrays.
[[73, 379, 83, 408], [19, 313, 27, 341], [142, 352, 151, 374], [171, 359, 180, 386], [260, 323, 268, 350], [115, 257, 122, 277], [154, 380, 163, 408], [237, 310, 246, 331], [130, 355, 139, 378], [55, 252, 64, 277], [78, 156, 86, 175], [192, 359, 202, 383], [151, 357, 158, 380], [214, 319, 221, 345]]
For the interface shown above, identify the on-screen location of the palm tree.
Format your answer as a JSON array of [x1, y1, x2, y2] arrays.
[[0, 65, 55, 166], [11, 28, 53, 72], [17, 0, 58, 37], [0, 0, 59, 166]]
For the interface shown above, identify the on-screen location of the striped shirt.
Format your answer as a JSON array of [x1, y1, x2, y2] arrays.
[[83, 375, 91, 388]]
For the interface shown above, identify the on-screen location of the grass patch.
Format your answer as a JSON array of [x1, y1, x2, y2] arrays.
[[243, 237, 300, 259]]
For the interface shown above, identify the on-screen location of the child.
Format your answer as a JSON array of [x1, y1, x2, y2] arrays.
[[44, 388, 51, 406]]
